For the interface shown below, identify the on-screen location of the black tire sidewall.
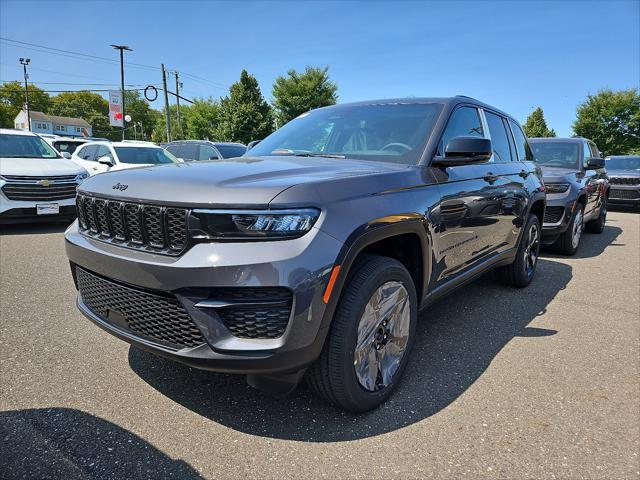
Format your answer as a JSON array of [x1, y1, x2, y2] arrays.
[[515, 214, 541, 286], [330, 257, 418, 411]]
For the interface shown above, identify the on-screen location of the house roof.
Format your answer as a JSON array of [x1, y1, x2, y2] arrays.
[[26, 111, 91, 128]]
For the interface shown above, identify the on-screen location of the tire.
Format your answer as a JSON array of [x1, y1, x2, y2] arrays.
[[494, 213, 541, 288], [585, 198, 607, 234], [554, 204, 584, 255], [306, 254, 418, 412]]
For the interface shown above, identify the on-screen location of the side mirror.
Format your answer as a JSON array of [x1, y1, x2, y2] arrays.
[[247, 140, 261, 150], [587, 158, 605, 169], [61, 152, 72, 159], [433, 136, 492, 166], [97, 156, 114, 166]]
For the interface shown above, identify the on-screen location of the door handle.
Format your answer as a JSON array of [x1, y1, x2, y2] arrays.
[[519, 169, 530, 178], [483, 172, 499, 182], [92, 167, 98, 171]]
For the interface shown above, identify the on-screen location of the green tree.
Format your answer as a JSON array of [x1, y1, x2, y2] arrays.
[[217, 70, 274, 144], [573, 88, 640, 156], [151, 104, 183, 143], [124, 91, 162, 141], [272, 66, 338, 126], [183, 98, 220, 140], [523, 107, 556, 138], [0, 81, 50, 128]]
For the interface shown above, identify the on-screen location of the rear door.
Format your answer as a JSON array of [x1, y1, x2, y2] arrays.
[[432, 105, 497, 285]]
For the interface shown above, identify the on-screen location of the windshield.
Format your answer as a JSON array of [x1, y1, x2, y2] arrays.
[[216, 144, 247, 158], [53, 140, 85, 155], [247, 102, 443, 165], [606, 156, 640, 171], [530, 142, 579, 168], [0, 133, 60, 159], [114, 147, 178, 165]]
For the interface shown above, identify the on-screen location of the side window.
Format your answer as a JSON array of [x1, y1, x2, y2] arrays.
[[165, 144, 181, 157], [96, 145, 113, 161], [438, 107, 484, 155], [198, 145, 220, 161], [75, 146, 86, 159], [484, 111, 513, 162], [589, 143, 600, 158], [81, 145, 98, 161], [180, 143, 199, 160], [582, 142, 592, 167], [508, 119, 533, 161]]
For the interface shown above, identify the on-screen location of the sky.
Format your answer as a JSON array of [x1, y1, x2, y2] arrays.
[[1, 0, 638, 137]]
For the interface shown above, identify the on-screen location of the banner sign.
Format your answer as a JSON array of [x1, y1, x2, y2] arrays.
[[109, 90, 123, 127]]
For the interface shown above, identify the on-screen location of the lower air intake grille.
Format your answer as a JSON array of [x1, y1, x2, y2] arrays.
[[76, 267, 205, 349], [610, 189, 639, 200], [206, 287, 293, 339], [543, 206, 565, 224]]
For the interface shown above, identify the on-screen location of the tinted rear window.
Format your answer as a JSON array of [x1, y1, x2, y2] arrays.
[[216, 144, 247, 158], [114, 147, 176, 165]]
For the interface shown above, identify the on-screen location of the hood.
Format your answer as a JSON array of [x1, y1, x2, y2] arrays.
[[539, 165, 581, 183], [607, 169, 640, 178], [78, 155, 408, 207], [0, 157, 87, 177]]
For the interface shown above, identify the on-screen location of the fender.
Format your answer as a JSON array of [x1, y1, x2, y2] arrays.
[[318, 215, 432, 331]]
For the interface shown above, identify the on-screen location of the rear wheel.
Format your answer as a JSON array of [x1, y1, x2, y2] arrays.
[[494, 213, 541, 288], [554, 204, 584, 255], [585, 198, 607, 234], [306, 255, 417, 412]]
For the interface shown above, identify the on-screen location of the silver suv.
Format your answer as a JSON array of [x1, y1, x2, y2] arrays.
[[65, 97, 545, 411]]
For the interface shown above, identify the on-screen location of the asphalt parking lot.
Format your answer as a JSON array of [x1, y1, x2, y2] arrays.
[[1, 209, 638, 479]]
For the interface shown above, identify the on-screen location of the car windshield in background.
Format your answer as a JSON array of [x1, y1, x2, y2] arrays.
[[0, 134, 60, 159], [53, 141, 85, 155], [531, 142, 579, 168], [217, 144, 247, 158], [247, 102, 443, 165], [606, 156, 640, 171], [114, 147, 177, 165]]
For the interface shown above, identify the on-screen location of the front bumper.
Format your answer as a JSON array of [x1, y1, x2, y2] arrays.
[[541, 193, 576, 243], [65, 221, 343, 374]]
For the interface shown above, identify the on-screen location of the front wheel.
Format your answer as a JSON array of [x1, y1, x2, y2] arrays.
[[585, 198, 607, 234], [554, 204, 584, 255], [306, 255, 417, 412], [494, 213, 541, 288]]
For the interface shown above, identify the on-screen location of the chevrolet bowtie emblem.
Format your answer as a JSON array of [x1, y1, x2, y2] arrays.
[[39, 179, 51, 187]]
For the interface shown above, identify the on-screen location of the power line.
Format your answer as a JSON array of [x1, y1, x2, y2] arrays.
[[0, 62, 115, 81], [1, 79, 153, 86]]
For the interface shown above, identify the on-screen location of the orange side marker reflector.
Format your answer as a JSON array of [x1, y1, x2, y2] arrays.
[[323, 265, 341, 304]]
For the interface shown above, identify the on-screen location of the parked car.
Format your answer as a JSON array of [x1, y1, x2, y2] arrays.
[[40, 135, 91, 158], [529, 137, 608, 255], [165, 140, 247, 161], [65, 97, 545, 411], [0, 128, 88, 223], [605, 155, 640, 209], [71, 140, 179, 175]]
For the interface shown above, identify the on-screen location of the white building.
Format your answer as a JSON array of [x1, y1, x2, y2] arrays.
[[14, 110, 93, 137]]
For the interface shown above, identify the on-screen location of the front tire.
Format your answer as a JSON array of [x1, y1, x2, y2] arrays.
[[494, 213, 541, 288], [585, 198, 607, 234], [554, 204, 584, 255], [306, 255, 417, 412]]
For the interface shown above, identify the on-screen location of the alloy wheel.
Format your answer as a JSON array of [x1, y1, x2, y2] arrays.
[[353, 281, 411, 392], [572, 208, 583, 249], [524, 222, 540, 277]]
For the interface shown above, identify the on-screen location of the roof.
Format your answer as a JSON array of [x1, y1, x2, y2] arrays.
[[25, 111, 91, 128], [166, 140, 246, 147], [0, 128, 38, 136]]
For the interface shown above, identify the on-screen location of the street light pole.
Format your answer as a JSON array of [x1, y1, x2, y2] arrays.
[[19, 58, 31, 131], [110, 44, 132, 140]]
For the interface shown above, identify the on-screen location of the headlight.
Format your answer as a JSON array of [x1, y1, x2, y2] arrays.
[[75, 172, 89, 183], [190, 208, 320, 240], [545, 183, 570, 194]]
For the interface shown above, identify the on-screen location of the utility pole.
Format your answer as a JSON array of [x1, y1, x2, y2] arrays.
[[161, 64, 171, 142], [19, 58, 31, 131], [110, 44, 132, 140], [174, 71, 182, 137]]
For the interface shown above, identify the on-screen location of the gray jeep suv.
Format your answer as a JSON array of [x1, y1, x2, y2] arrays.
[[65, 97, 545, 411]]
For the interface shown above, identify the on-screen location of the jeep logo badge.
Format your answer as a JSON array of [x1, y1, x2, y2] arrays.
[[112, 182, 128, 191]]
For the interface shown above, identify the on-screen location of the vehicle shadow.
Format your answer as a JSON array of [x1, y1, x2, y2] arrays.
[[128, 257, 571, 442], [541, 224, 623, 260], [0, 407, 202, 479], [0, 221, 71, 236]]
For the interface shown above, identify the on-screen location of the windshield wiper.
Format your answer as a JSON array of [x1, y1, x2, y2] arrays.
[[271, 149, 346, 159]]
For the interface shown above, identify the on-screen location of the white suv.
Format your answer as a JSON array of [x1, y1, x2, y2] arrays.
[[0, 128, 89, 223], [71, 140, 179, 176]]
